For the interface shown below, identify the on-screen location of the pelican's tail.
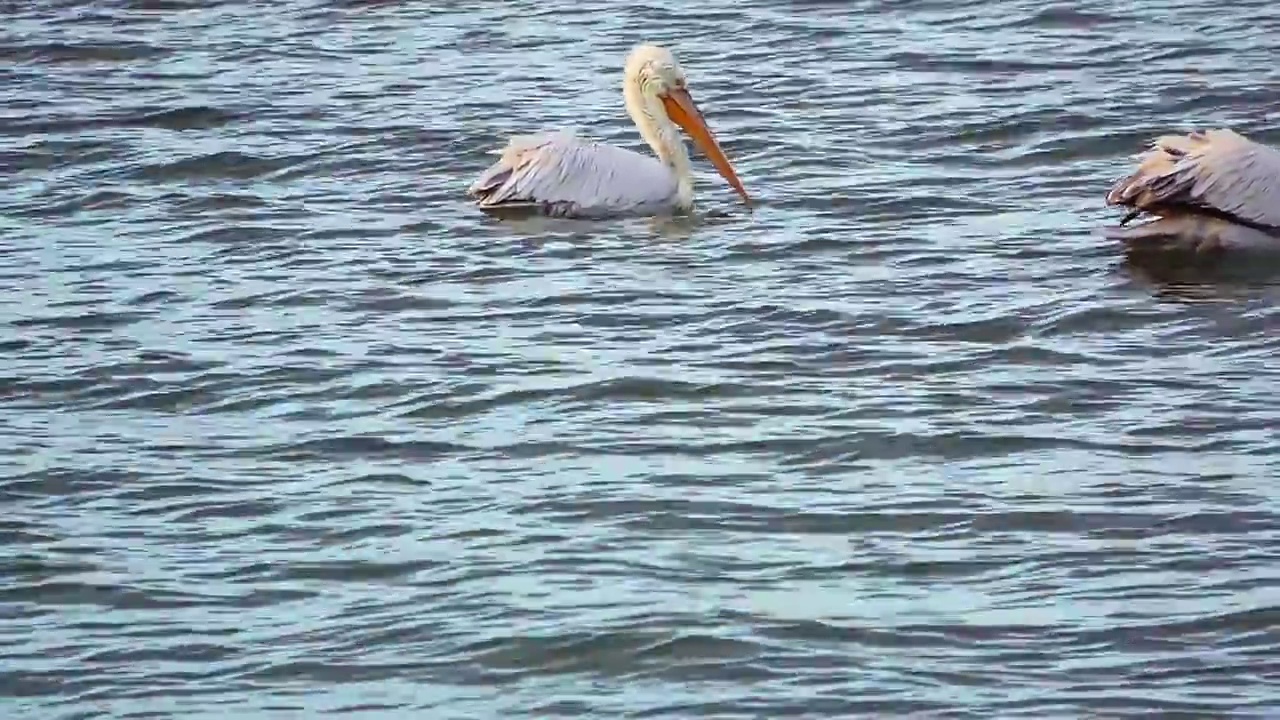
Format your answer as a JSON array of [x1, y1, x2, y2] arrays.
[[467, 131, 580, 200], [1106, 132, 1201, 207]]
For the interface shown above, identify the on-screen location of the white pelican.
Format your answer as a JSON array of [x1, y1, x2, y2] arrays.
[[467, 44, 751, 218], [1104, 128, 1280, 255]]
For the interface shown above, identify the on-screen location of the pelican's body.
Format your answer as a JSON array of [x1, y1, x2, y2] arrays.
[[467, 45, 750, 218], [1104, 128, 1280, 255], [468, 130, 686, 218]]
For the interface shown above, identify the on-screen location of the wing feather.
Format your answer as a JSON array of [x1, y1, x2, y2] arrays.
[[467, 130, 678, 218], [1106, 129, 1280, 231]]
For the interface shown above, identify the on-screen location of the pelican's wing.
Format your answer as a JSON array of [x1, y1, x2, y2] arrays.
[[1106, 129, 1280, 230], [467, 130, 677, 217]]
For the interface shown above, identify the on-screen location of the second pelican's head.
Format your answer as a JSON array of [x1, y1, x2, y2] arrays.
[[623, 44, 751, 208]]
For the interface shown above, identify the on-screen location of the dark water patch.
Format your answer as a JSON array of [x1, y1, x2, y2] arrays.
[[4, 0, 1280, 717], [0, 41, 171, 64], [136, 151, 308, 182], [10, 310, 152, 331]]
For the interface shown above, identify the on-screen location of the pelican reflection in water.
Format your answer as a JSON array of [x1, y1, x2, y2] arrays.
[[1105, 128, 1280, 256], [468, 44, 752, 219]]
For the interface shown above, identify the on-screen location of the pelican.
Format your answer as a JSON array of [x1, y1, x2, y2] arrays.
[[467, 44, 751, 218], [1104, 128, 1280, 255]]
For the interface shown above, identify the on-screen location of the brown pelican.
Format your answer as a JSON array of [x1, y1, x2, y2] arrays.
[[467, 44, 752, 218], [1104, 128, 1280, 254]]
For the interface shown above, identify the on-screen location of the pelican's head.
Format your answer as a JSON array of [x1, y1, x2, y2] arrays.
[[623, 44, 751, 208], [624, 44, 688, 96]]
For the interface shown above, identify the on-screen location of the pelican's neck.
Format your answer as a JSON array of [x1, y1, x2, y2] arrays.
[[623, 80, 694, 209]]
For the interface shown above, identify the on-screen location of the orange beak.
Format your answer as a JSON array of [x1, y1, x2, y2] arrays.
[[660, 87, 752, 208]]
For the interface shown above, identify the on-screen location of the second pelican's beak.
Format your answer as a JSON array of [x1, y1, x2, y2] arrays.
[[661, 87, 752, 208]]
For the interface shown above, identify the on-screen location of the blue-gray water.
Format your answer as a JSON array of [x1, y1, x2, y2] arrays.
[[4, 1, 1280, 717]]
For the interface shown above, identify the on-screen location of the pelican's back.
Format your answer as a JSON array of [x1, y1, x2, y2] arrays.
[[468, 131, 679, 218], [1106, 129, 1280, 231]]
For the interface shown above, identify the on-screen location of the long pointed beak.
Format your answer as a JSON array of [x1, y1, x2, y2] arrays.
[[660, 87, 752, 208]]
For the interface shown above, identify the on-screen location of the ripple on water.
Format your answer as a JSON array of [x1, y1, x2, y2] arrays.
[[3, 0, 1280, 718]]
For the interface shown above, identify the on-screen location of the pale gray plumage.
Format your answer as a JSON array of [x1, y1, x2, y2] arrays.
[[467, 44, 750, 219], [467, 130, 681, 218], [1104, 128, 1280, 254]]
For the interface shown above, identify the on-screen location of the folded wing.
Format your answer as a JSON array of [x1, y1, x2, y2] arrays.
[[468, 131, 679, 218], [1105, 129, 1280, 232]]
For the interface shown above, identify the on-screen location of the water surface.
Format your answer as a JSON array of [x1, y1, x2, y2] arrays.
[[3, 1, 1280, 717]]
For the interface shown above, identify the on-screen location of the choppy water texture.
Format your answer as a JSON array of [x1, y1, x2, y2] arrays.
[[4, 0, 1280, 717]]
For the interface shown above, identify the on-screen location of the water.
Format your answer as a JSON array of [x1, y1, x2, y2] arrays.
[[4, 0, 1280, 717]]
